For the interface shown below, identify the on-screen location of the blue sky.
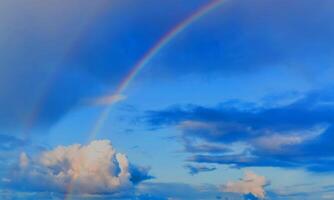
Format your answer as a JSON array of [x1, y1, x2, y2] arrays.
[[1, 0, 334, 199]]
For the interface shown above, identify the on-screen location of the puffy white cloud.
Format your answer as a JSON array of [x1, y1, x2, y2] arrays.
[[5, 140, 151, 196], [222, 171, 267, 199]]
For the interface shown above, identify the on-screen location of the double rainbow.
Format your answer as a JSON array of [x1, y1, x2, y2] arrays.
[[65, 0, 224, 199]]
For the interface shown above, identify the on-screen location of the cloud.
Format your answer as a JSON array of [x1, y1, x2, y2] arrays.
[[222, 171, 267, 199], [129, 165, 154, 185], [3, 140, 152, 197], [145, 88, 334, 172], [184, 164, 216, 175], [183, 139, 231, 154], [252, 126, 324, 152]]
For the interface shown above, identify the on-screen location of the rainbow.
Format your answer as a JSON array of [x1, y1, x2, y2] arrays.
[[65, 1, 224, 199], [87, 0, 224, 141]]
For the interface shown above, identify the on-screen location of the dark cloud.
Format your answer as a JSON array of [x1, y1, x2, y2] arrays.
[[145, 88, 334, 172], [129, 164, 155, 185], [184, 164, 216, 175]]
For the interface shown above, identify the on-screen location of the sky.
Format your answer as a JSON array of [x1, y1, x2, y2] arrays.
[[1, 0, 334, 199]]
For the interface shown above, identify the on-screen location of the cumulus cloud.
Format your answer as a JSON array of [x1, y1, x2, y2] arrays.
[[222, 171, 267, 199], [4, 140, 151, 196]]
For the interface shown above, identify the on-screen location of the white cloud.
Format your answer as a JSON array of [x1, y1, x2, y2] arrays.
[[6, 140, 150, 196], [253, 125, 327, 152], [222, 171, 267, 199]]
